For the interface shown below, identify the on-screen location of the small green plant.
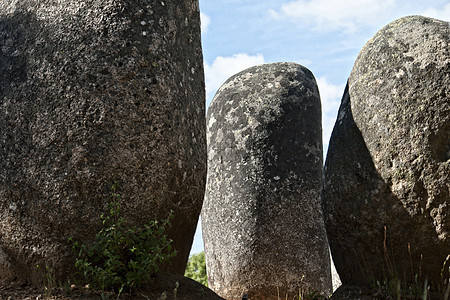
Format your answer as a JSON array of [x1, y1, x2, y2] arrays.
[[156, 281, 179, 300], [297, 289, 328, 300], [158, 291, 168, 300], [359, 227, 450, 299], [275, 276, 330, 300], [36, 263, 57, 299], [184, 251, 208, 287], [71, 186, 177, 295], [173, 281, 179, 298]]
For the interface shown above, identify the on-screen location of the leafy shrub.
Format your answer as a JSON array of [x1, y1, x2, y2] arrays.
[[185, 251, 208, 287], [71, 188, 177, 294]]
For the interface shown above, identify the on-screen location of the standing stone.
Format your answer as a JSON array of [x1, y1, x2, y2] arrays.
[[202, 62, 332, 299], [323, 16, 449, 290], [0, 0, 206, 284]]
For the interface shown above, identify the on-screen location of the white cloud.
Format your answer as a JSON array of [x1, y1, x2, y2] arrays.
[[200, 12, 211, 34], [204, 53, 265, 103], [316, 77, 345, 149], [270, 0, 396, 33], [422, 3, 450, 21]]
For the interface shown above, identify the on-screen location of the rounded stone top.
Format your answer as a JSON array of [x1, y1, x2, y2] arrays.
[[349, 15, 449, 170], [351, 15, 449, 85], [210, 62, 317, 109], [207, 62, 321, 152]]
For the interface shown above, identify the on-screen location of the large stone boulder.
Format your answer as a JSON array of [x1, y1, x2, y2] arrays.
[[202, 62, 332, 299], [0, 0, 206, 283], [323, 16, 449, 290]]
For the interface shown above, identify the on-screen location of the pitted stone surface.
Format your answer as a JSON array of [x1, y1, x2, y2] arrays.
[[202, 62, 332, 299], [323, 16, 449, 289], [0, 0, 206, 283]]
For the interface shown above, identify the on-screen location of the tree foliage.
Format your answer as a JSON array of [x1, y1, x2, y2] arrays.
[[185, 251, 208, 287]]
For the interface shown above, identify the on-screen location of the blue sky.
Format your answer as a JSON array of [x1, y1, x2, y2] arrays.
[[190, 0, 450, 255]]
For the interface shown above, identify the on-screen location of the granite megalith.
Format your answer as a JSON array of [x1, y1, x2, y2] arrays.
[[202, 62, 332, 299], [323, 16, 449, 290], [0, 0, 206, 283]]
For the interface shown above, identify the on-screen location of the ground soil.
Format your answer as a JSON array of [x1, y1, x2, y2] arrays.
[[0, 273, 224, 300]]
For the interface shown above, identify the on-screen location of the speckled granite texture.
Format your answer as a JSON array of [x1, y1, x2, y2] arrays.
[[0, 0, 206, 283], [323, 16, 449, 289], [203, 62, 332, 299]]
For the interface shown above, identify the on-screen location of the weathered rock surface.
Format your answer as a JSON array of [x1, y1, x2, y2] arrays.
[[0, 0, 206, 283], [323, 16, 449, 289], [202, 62, 332, 299]]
